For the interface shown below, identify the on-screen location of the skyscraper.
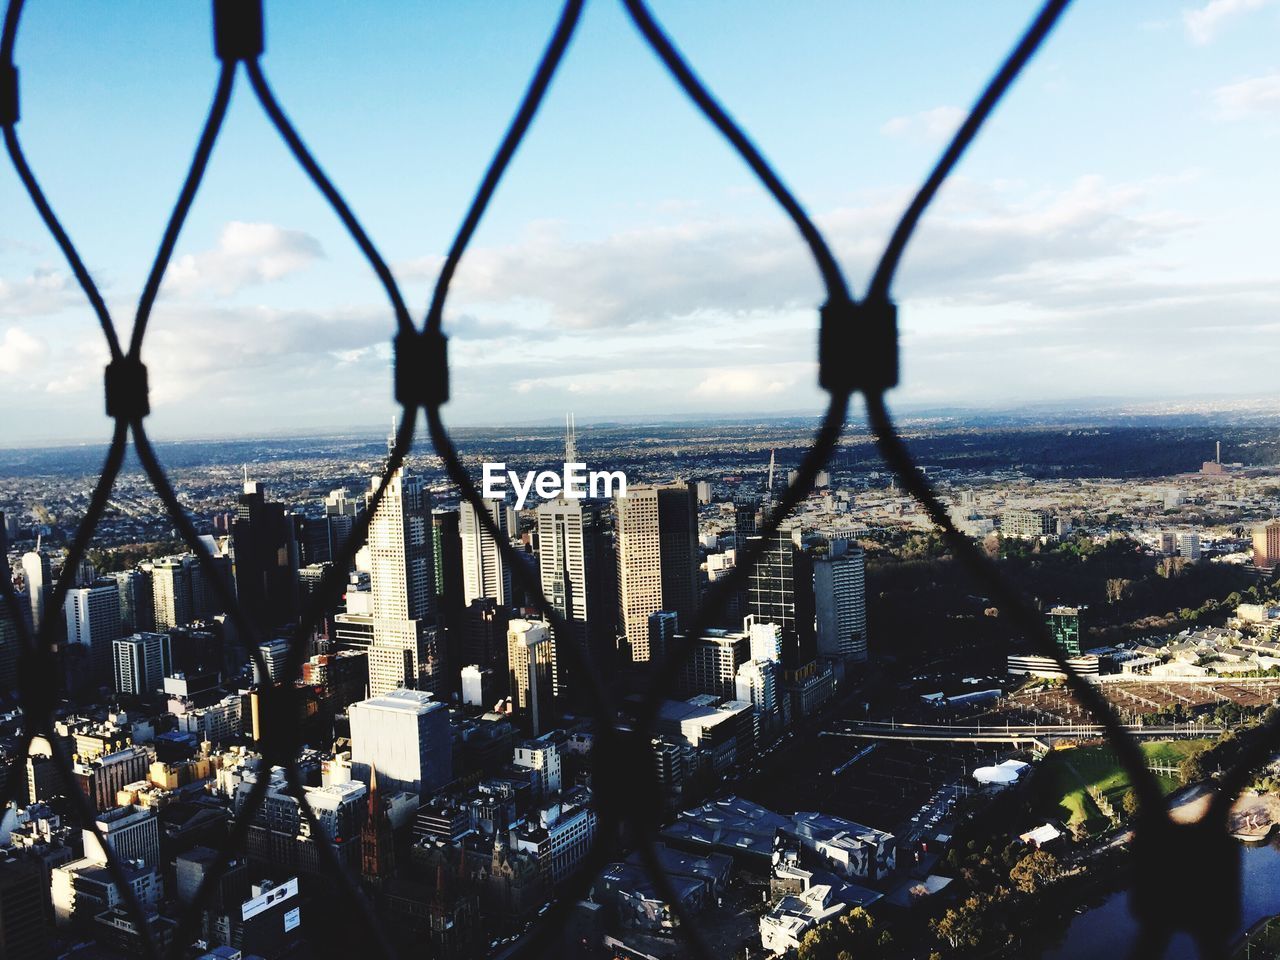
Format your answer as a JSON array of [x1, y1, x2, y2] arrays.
[[536, 498, 606, 697], [64, 579, 123, 681], [150, 555, 194, 631], [657, 483, 700, 628], [20, 547, 50, 635], [1254, 520, 1280, 572], [615, 487, 662, 663], [232, 478, 300, 632], [324, 486, 367, 565], [506, 619, 556, 736], [747, 524, 816, 670], [349, 688, 452, 800], [813, 539, 868, 663], [366, 464, 443, 697], [460, 499, 515, 607], [113, 632, 174, 696], [111, 569, 154, 634], [1047, 606, 1083, 657]]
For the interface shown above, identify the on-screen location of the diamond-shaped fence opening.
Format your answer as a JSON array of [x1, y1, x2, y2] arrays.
[[0, 1, 1266, 958]]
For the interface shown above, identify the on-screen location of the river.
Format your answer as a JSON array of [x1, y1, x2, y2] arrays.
[[1041, 841, 1280, 958]]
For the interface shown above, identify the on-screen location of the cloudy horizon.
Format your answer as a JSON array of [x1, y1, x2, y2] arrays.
[[3, 0, 1280, 444]]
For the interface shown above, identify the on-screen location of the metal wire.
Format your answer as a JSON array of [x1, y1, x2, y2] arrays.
[[0, 0, 1260, 957]]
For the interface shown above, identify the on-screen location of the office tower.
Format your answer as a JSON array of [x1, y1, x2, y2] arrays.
[[0, 602, 18, 698], [1177, 531, 1202, 561], [432, 509, 466, 689], [735, 657, 780, 740], [464, 596, 510, 676], [615, 487, 662, 663], [733, 493, 760, 553], [647, 610, 678, 667], [746, 617, 782, 663], [460, 499, 515, 607], [324, 486, 367, 564], [238, 769, 365, 880], [83, 804, 161, 869], [513, 733, 562, 799], [111, 569, 154, 633], [65, 579, 123, 680], [253, 635, 291, 684], [150, 555, 195, 630], [232, 478, 300, 632], [349, 688, 452, 800], [658, 483, 700, 627], [813, 540, 868, 663], [20, 547, 50, 634], [1158, 530, 1178, 556], [695, 480, 712, 505], [366, 464, 443, 697], [1254, 520, 1280, 571], [536, 498, 607, 697], [507, 618, 556, 736], [675, 628, 750, 700], [113, 632, 172, 696], [747, 524, 816, 669], [1001, 508, 1054, 540], [1047, 606, 1084, 656], [0, 857, 52, 960]]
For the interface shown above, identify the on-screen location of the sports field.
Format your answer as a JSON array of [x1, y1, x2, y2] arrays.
[[1033, 740, 1212, 832]]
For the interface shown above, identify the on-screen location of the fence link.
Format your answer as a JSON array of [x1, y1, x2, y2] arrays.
[[0, 0, 1260, 958]]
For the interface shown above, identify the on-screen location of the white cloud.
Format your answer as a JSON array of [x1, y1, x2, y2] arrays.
[[0, 267, 75, 318], [165, 221, 324, 296], [880, 106, 966, 142], [1184, 0, 1272, 44], [693, 368, 791, 397], [1214, 71, 1280, 117], [0, 326, 49, 375]]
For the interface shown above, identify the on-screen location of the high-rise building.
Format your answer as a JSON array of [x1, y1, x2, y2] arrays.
[[813, 540, 867, 663], [675, 628, 750, 701], [507, 619, 556, 736], [1001, 508, 1055, 540], [349, 688, 452, 800], [464, 597, 510, 676], [232, 479, 300, 632], [460, 499, 515, 608], [111, 569, 154, 634], [83, 804, 161, 869], [1254, 520, 1280, 572], [536, 498, 607, 697], [20, 548, 50, 635], [735, 657, 780, 741], [647, 610, 678, 667], [747, 524, 816, 670], [615, 487, 662, 663], [0, 857, 52, 960], [366, 464, 443, 697], [657, 483, 700, 627], [733, 494, 760, 553], [324, 486, 368, 565], [0, 602, 18, 698], [432, 509, 467, 694], [113, 632, 172, 696], [1047, 606, 1084, 657], [150, 555, 195, 630], [65, 579, 123, 680], [1177, 531, 1202, 561]]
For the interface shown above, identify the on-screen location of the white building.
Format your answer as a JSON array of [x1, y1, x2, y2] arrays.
[[460, 498, 515, 608], [113, 632, 172, 696], [349, 688, 451, 800], [513, 734, 563, 799], [66, 579, 123, 678], [366, 465, 443, 697]]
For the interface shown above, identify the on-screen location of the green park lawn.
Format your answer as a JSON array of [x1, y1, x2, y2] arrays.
[[1033, 740, 1212, 832]]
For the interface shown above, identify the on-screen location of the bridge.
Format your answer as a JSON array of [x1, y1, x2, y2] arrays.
[[823, 719, 1224, 745]]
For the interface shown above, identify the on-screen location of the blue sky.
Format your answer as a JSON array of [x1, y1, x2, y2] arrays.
[[2, 0, 1280, 443]]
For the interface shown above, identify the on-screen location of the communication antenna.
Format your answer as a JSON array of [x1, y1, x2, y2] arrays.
[[766, 449, 776, 495]]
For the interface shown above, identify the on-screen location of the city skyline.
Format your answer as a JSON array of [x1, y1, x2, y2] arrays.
[[2, 0, 1280, 442]]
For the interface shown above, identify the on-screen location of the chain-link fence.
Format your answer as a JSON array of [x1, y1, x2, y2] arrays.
[[0, 0, 1262, 957]]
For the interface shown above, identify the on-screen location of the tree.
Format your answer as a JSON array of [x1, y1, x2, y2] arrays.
[[1121, 788, 1140, 818], [931, 896, 989, 951], [798, 907, 894, 960], [1010, 849, 1062, 895]]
